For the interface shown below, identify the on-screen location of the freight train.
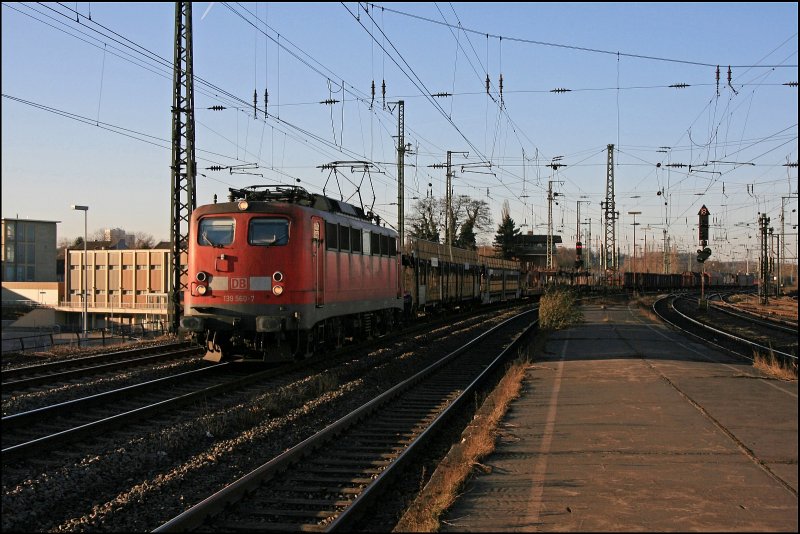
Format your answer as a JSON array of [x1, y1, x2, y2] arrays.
[[180, 185, 523, 362], [622, 271, 757, 292]]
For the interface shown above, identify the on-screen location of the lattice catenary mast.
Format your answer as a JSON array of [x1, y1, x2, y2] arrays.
[[169, 1, 197, 332], [603, 144, 618, 278]]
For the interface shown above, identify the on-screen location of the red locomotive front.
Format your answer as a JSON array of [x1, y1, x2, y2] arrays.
[[181, 186, 402, 361]]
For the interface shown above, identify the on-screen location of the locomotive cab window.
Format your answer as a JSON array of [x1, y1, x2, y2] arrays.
[[249, 218, 289, 246], [199, 218, 234, 247]]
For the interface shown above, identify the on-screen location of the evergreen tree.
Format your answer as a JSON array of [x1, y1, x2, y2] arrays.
[[493, 201, 520, 259], [456, 220, 477, 249]]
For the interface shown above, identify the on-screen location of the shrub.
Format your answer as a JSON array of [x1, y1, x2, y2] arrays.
[[538, 287, 583, 330]]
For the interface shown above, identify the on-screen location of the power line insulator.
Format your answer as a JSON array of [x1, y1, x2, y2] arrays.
[[550, 88, 571, 93], [669, 83, 689, 88], [209, 105, 226, 111]]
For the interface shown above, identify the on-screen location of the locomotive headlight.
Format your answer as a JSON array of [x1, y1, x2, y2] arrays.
[[197, 284, 208, 296], [237, 200, 249, 211], [272, 284, 284, 296], [273, 271, 284, 282], [196, 271, 208, 282]]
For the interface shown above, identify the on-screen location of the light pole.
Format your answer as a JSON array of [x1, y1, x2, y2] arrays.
[[628, 211, 641, 293], [72, 205, 89, 339]]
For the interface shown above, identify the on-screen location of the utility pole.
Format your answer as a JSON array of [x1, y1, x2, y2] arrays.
[[769, 226, 776, 297], [663, 229, 669, 274], [446, 150, 452, 246], [577, 200, 590, 270], [603, 144, 618, 282], [628, 211, 641, 293], [759, 213, 770, 305], [395, 100, 405, 247], [547, 180, 563, 270], [430, 150, 467, 246], [170, 1, 197, 333], [584, 218, 592, 270]]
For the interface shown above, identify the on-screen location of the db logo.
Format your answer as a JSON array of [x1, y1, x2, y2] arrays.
[[230, 277, 248, 290]]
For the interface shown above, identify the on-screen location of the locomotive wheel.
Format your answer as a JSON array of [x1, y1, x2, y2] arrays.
[[295, 330, 314, 360]]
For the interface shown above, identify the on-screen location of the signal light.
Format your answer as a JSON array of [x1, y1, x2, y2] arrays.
[[696, 247, 712, 263]]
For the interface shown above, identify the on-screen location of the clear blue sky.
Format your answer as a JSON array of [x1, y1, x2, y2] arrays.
[[2, 2, 797, 263]]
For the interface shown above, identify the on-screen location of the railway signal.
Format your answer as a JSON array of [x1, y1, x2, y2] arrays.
[[575, 241, 583, 269], [698, 205, 710, 246], [697, 206, 711, 306], [696, 247, 712, 263]]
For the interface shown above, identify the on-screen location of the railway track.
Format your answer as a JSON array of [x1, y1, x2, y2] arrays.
[[1, 361, 242, 463], [717, 294, 798, 330], [2, 302, 535, 467], [155, 307, 538, 532], [653, 294, 797, 365], [1, 342, 199, 393]]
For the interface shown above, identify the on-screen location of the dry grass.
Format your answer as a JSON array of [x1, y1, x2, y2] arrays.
[[753, 349, 798, 381], [393, 359, 529, 532], [730, 294, 798, 323], [630, 296, 661, 322]]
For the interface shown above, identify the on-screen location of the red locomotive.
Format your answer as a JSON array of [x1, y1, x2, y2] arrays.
[[180, 185, 402, 361]]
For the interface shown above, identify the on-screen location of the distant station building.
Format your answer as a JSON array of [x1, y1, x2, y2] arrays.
[[512, 233, 562, 270], [60, 242, 186, 331], [1, 217, 60, 282], [1, 217, 61, 307]]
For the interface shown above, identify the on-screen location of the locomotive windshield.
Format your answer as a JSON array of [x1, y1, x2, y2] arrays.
[[249, 218, 289, 246], [198, 217, 234, 247]]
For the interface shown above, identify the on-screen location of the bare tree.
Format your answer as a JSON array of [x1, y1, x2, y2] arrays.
[[91, 229, 107, 242], [134, 232, 156, 249], [408, 196, 442, 242], [408, 194, 491, 247]]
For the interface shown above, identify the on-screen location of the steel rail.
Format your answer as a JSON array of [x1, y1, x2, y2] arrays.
[[710, 300, 798, 332], [653, 295, 796, 363], [2, 361, 226, 431], [154, 307, 538, 532], [2, 344, 199, 392]]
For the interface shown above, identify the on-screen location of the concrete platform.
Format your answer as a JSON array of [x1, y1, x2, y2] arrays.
[[442, 303, 797, 532]]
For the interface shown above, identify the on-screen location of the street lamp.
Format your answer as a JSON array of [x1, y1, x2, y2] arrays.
[[628, 211, 641, 292], [71, 205, 89, 339]]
